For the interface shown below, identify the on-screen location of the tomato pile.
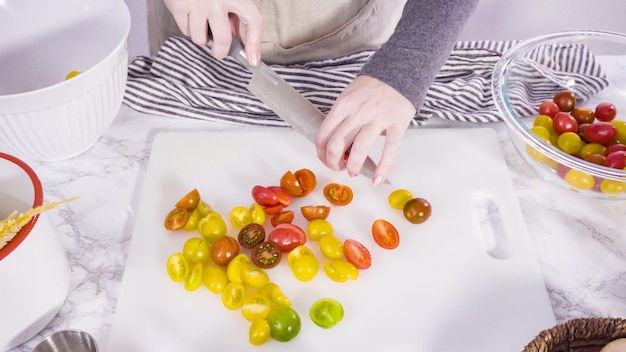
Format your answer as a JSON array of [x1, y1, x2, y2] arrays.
[[162, 169, 432, 346], [529, 90, 626, 193]]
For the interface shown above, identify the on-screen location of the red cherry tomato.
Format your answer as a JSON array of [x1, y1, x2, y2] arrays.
[[372, 219, 399, 250], [174, 188, 201, 211], [552, 112, 578, 135], [606, 144, 626, 155], [252, 186, 280, 207], [323, 183, 353, 206], [595, 102, 617, 122], [343, 239, 372, 270], [268, 186, 291, 207], [164, 207, 190, 230], [605, 150, 626, 169], [268, 223, 307, 252], [583, 122, 617, 145], [538, 101, 560, 117], [270, 210, 294, 227], [300, 205, 330, 221], [553, 90, 576, 112]]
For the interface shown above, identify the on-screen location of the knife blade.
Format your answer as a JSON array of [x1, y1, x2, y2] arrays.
[[227, 35, 389, 185]]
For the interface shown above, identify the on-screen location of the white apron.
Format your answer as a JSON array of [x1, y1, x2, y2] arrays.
[[147, 0, 406, 64]]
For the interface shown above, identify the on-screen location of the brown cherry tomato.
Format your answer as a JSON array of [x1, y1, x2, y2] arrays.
[[238, 223, 265, 249], [175, 188, 201, 211], [571, 107, 595, 125], [403, 198, 432, 224], [553, 90, 576, 112], [300, 205, 330, 221], [251, 241, 282, 269], [323, 183, 353, 206], [211, 236, 240, 266], [164, 207, 190, 230]]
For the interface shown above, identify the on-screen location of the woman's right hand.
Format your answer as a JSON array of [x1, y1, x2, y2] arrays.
[[164, 0, 263, 65]]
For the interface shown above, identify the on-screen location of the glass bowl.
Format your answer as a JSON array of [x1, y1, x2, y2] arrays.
[[493, 30, 626, 199]]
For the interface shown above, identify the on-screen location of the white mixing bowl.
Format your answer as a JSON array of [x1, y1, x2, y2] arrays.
[[0, 153, 70, 350], [0, 0, 131, 161]]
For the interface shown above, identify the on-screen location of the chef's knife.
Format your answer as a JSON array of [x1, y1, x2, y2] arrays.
[[227, 35, 389, 184]]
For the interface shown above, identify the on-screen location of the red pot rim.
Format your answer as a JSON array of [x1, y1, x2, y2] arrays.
[[0, 152, 43, 261]]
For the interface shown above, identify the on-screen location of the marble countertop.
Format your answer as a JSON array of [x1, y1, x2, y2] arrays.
[[9, 106, 626, 351]]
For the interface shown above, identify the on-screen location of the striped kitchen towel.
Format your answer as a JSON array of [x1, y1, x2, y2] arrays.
[[123, 37, 609, 126]]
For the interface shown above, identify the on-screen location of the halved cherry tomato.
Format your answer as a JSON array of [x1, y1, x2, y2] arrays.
[[241, 294, 272, 322], [238, 223, 265, 249], [166, 252, 190, 282], [271, 210, 294, 227], [323, 183, 353, 206], [164, 207, 189, 230], [307, 219, 334, 241], [175, 188, 201, 211], [249, 203, 266, 225], [229, 206, 252, 230], [268, 186, 291, 207], [249, 319, 271, 346], [222, 281, 246, 310], [319, 234, 343, 260], [182, 237, 211, 264], [258, 283, 291, 307], [197, 212, 227, 242], [287, 245, 319, 282], [323, 260, 358, 282], [211, 236, 240, 266], [372, 219, 400, 249], [310, 298, 344, 329], [343, 239, 371, 270], [300, 205, 330, 221], [252, 185, 280, 207], [251, 241, 282, 269], [241, 263, 270, 288], [184, 262, 205, 291], [268, 223, 307, 252], [280, 169, 317, 197], [204, 265, 228, 293]]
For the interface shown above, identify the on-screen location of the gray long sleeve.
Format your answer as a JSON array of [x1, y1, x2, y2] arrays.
[[360, 0, 479, 112]]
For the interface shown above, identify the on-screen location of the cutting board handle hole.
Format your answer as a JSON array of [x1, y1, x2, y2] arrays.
[[474, 196, 512, 259]]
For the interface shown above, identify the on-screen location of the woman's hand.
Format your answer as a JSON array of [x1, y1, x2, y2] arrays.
[[164, 0, 263, 65], [315, 75, 417, 186]]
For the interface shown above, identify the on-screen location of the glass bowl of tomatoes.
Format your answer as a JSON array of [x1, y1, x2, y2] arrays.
[[493, 30, 626, 199]]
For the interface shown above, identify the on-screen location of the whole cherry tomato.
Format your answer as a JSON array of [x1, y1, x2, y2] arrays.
[[319, 234, 343, 260], [372, 219, 399, 249], [164, 208, 189, 230], [571, 107, 595, 125], [538, 101, 560, 117], [388, 189, 413, 210], [595, 102, 617, 122], [343, 239, 371, 270], [323, 183, 353, 206], [175, 188, 201, 211], [403, 198, 432, 224], [605, 150, 626, 169], [211, 236, 240, 266], [267, 306, 301, 342], [300, 205, 330, 221], [552, 112, 578, 135], [268, 223, 307, 252], [203, 265, 228, 293], [249, 319, 271, 346], [583, 122, 617, 145], [553, 90, 576, 112]]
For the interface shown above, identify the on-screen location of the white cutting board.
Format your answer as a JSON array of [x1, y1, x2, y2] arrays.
[[107, 128, 555, 352]]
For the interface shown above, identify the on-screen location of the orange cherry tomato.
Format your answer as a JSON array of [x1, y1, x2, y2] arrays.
[[270, 210, 294, 227], [343, 239, 371, 270], [323, 183, 353, 206], [294, 169, 316, 196], [300, 205, 330, 221], [175, 188, 201, 211], [164, 207, 190, 230], [372, 219, 399, 250], [280, 169, 317, 197], [211, 236, 240, 266]]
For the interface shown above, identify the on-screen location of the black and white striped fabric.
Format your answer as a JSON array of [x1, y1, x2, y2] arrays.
[[123, 36, 608, 126]]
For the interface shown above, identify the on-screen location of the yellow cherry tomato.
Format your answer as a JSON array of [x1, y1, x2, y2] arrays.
[[249, 203, 266, 225], [222, 281, 246, 310], [388, 189, 413, 210], [182, 237, 211, 264], [564, 169, 595, 190], [230, 206, 252, 230], [600, 179, 626, 194], [258, 283, 292, 307], [307, 219, 333, 241], [203, 265, 229, 294], [319, 234, 343, 260], [249, 319, 271, 346], [241, 262, 270, 288], [184, 262, 204, 291], [65, 70, 80, 80], [226, 253, 250, 283], [166, 252, 190, 283], [323, 260, 359, 282], [198, 212, 227, 242], [241, 294, 272, 322]]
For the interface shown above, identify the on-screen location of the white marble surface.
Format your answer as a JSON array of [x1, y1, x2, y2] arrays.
[[8, 106, 626, 352]]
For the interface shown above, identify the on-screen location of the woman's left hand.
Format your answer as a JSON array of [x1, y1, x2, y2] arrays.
[[315, 75, 416, 186]]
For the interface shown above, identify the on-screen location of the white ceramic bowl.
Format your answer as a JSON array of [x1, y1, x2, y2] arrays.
[[0, 153, 70, 351], [493, 30, 626, 199], [0, 0, 131, 161]]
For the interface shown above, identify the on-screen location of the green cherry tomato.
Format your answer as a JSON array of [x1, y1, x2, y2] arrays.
[[267, 306, 301, 342], [203, 265, 229, 294], [198, 212, 228, 242], [182, 237, 211, 264], [388, 189, 413, 210], [310, 298, 344, 329], [241, 294, 272, 322], [249, 319, 271, 346], [319, 234, 343, 260], [307, 219, 334, 241], [184, 262, 204, 291], [222, 281, 246, 310], [166, 252, 190, 283]]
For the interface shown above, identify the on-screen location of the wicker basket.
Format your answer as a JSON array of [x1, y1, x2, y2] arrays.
[[523, 318, 626, 352]]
